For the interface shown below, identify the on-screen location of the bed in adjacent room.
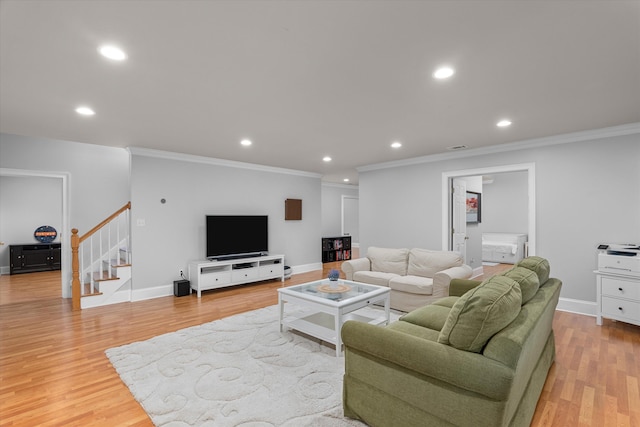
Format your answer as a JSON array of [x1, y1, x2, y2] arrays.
[[482, 233, 528, 264]]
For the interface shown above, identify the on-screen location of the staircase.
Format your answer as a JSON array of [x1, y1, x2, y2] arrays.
[[71, 202, 131, 310]]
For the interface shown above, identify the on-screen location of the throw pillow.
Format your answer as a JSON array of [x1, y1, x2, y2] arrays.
[[437, 275, 522, 353], [407, 248, 463, 278], [516, 256, 550, 284], [500, 266, 540, 304]]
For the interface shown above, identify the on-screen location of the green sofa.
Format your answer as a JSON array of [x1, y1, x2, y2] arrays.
[[341, 256, 561, 427]]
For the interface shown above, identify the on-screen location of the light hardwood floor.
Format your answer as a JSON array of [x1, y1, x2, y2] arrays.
[[1, 259, 638, 426]]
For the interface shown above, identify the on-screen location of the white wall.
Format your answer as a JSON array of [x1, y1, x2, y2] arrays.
[[129, 152, 322, 296], [358, 131, 640, 306], [0, 176, 62, 272], [321, 183, 359, 241]]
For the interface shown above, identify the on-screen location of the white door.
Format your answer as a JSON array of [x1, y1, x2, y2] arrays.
[[452, 178, 468, 263], [342, 196, 359, 244]]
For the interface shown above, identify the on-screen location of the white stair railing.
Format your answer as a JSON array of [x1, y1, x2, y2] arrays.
[[72, 202, 131, 310]]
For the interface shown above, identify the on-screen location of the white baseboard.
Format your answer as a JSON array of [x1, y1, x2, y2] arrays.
[[470, 266, 484, 279], [0, 266, 9, 275], [556, 297, 597, 317], [132, 284, 173, 301], [292, 262, 323, 275]]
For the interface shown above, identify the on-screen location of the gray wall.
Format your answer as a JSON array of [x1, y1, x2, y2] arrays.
[[321, 183, 359, 241], [359, 132, 640, 304], [0, 176, 62, 272], [482, 171, 528, 234], [130, 153, 322, 294], [0, 133, 130, 233]]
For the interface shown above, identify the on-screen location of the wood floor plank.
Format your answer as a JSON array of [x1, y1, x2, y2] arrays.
[[578, 385, 594, 427], [1, 262, 639, 426]]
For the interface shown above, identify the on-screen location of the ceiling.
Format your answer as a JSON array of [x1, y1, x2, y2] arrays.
[[1, 1, 639, 185]]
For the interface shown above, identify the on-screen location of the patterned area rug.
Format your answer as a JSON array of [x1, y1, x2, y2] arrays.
[[106, 305, 399, 426]]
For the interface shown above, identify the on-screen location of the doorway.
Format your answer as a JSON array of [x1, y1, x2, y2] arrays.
[[441, 163, 536, 267], [0, 168, 70, 298], [341, 195, 359, 247]]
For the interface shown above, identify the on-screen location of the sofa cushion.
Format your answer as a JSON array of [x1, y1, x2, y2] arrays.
[[407, 248, 463, 278], [388, 275, 433, 295], [516, 256, 550, 284], [386, 320, 441, 341], [432, 296, 459, 308], [367, 247, 409, 276], [400, 303, 451, 331], [500, 266, 540, 304], [353, 271, 399, 287], [437, 275, 522, 353]]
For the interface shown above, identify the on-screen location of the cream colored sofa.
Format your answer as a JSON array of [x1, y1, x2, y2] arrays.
[[341, 247, 473, 312]]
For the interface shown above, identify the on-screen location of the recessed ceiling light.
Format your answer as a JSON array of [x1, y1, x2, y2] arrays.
[[433, 66, 455, 79], [240, 139, 252, 146], [343, 178, 350, 182], [497, 119, 512, 127], [75, 106, 95, 116], [99, 45, 127, 61], [391, 141, 402, 149], [323, 156, 332, 162]]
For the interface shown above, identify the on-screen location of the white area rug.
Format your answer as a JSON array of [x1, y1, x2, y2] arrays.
[[106, 305, 400, 426]]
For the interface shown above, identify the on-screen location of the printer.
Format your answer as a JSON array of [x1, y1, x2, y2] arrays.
[[597, 244, 640, 277]]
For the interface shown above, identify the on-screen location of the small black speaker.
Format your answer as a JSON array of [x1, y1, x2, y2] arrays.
[[173, 279, 190, 297]]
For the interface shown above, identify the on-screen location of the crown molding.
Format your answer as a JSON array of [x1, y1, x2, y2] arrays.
[[321, 182, 359, 190], [358, 122, 640, 173], [127, 147, 322, 179]]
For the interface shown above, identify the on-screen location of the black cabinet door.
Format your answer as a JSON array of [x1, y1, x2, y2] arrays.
[[50, 247, 61, 268], [22, 249, 51, 269], [9, 246, 24, 273]]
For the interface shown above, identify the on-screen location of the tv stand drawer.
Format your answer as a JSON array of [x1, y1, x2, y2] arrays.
[[232, 268, 259, 282], [200, 272, 232, 289], [260, 263, 284, 278]]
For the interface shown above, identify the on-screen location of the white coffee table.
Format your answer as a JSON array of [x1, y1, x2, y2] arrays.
[[278, 279, 391, 357]]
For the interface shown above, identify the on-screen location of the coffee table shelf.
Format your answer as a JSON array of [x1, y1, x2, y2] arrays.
[[278, 279, 390, 357]]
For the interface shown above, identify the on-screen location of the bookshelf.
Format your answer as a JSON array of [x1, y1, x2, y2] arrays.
[[321, 236, 352, 263]]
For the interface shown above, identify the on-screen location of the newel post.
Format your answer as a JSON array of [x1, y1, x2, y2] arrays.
[[71, 228, 80, 310]]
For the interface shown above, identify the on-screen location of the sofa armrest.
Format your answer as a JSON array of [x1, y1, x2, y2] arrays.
[[342, 321, 514, 400], [449, 278, 482, 297], [341, 257, 371, 280], [432, 264, 473, 298]]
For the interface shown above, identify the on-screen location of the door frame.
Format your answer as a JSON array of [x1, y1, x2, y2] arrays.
[[451, 178, 468, 263], [0, 168, 71, 298], [441, 163, 536, 256]]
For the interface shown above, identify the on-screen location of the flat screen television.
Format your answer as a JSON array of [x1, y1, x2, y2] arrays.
[[206, 215, 268, 260]]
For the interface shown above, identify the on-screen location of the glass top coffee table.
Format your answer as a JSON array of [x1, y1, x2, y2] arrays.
[[277, 279, 390, 357]]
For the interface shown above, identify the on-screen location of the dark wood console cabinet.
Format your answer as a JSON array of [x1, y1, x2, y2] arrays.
[[9, 243, 61, 275]]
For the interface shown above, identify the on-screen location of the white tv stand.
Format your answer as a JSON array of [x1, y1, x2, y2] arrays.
[[188, 254, 285, 298]]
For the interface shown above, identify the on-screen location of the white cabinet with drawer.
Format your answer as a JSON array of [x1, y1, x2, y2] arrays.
[[189, 254, 284, 298], [596, 271, 640, 327]]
